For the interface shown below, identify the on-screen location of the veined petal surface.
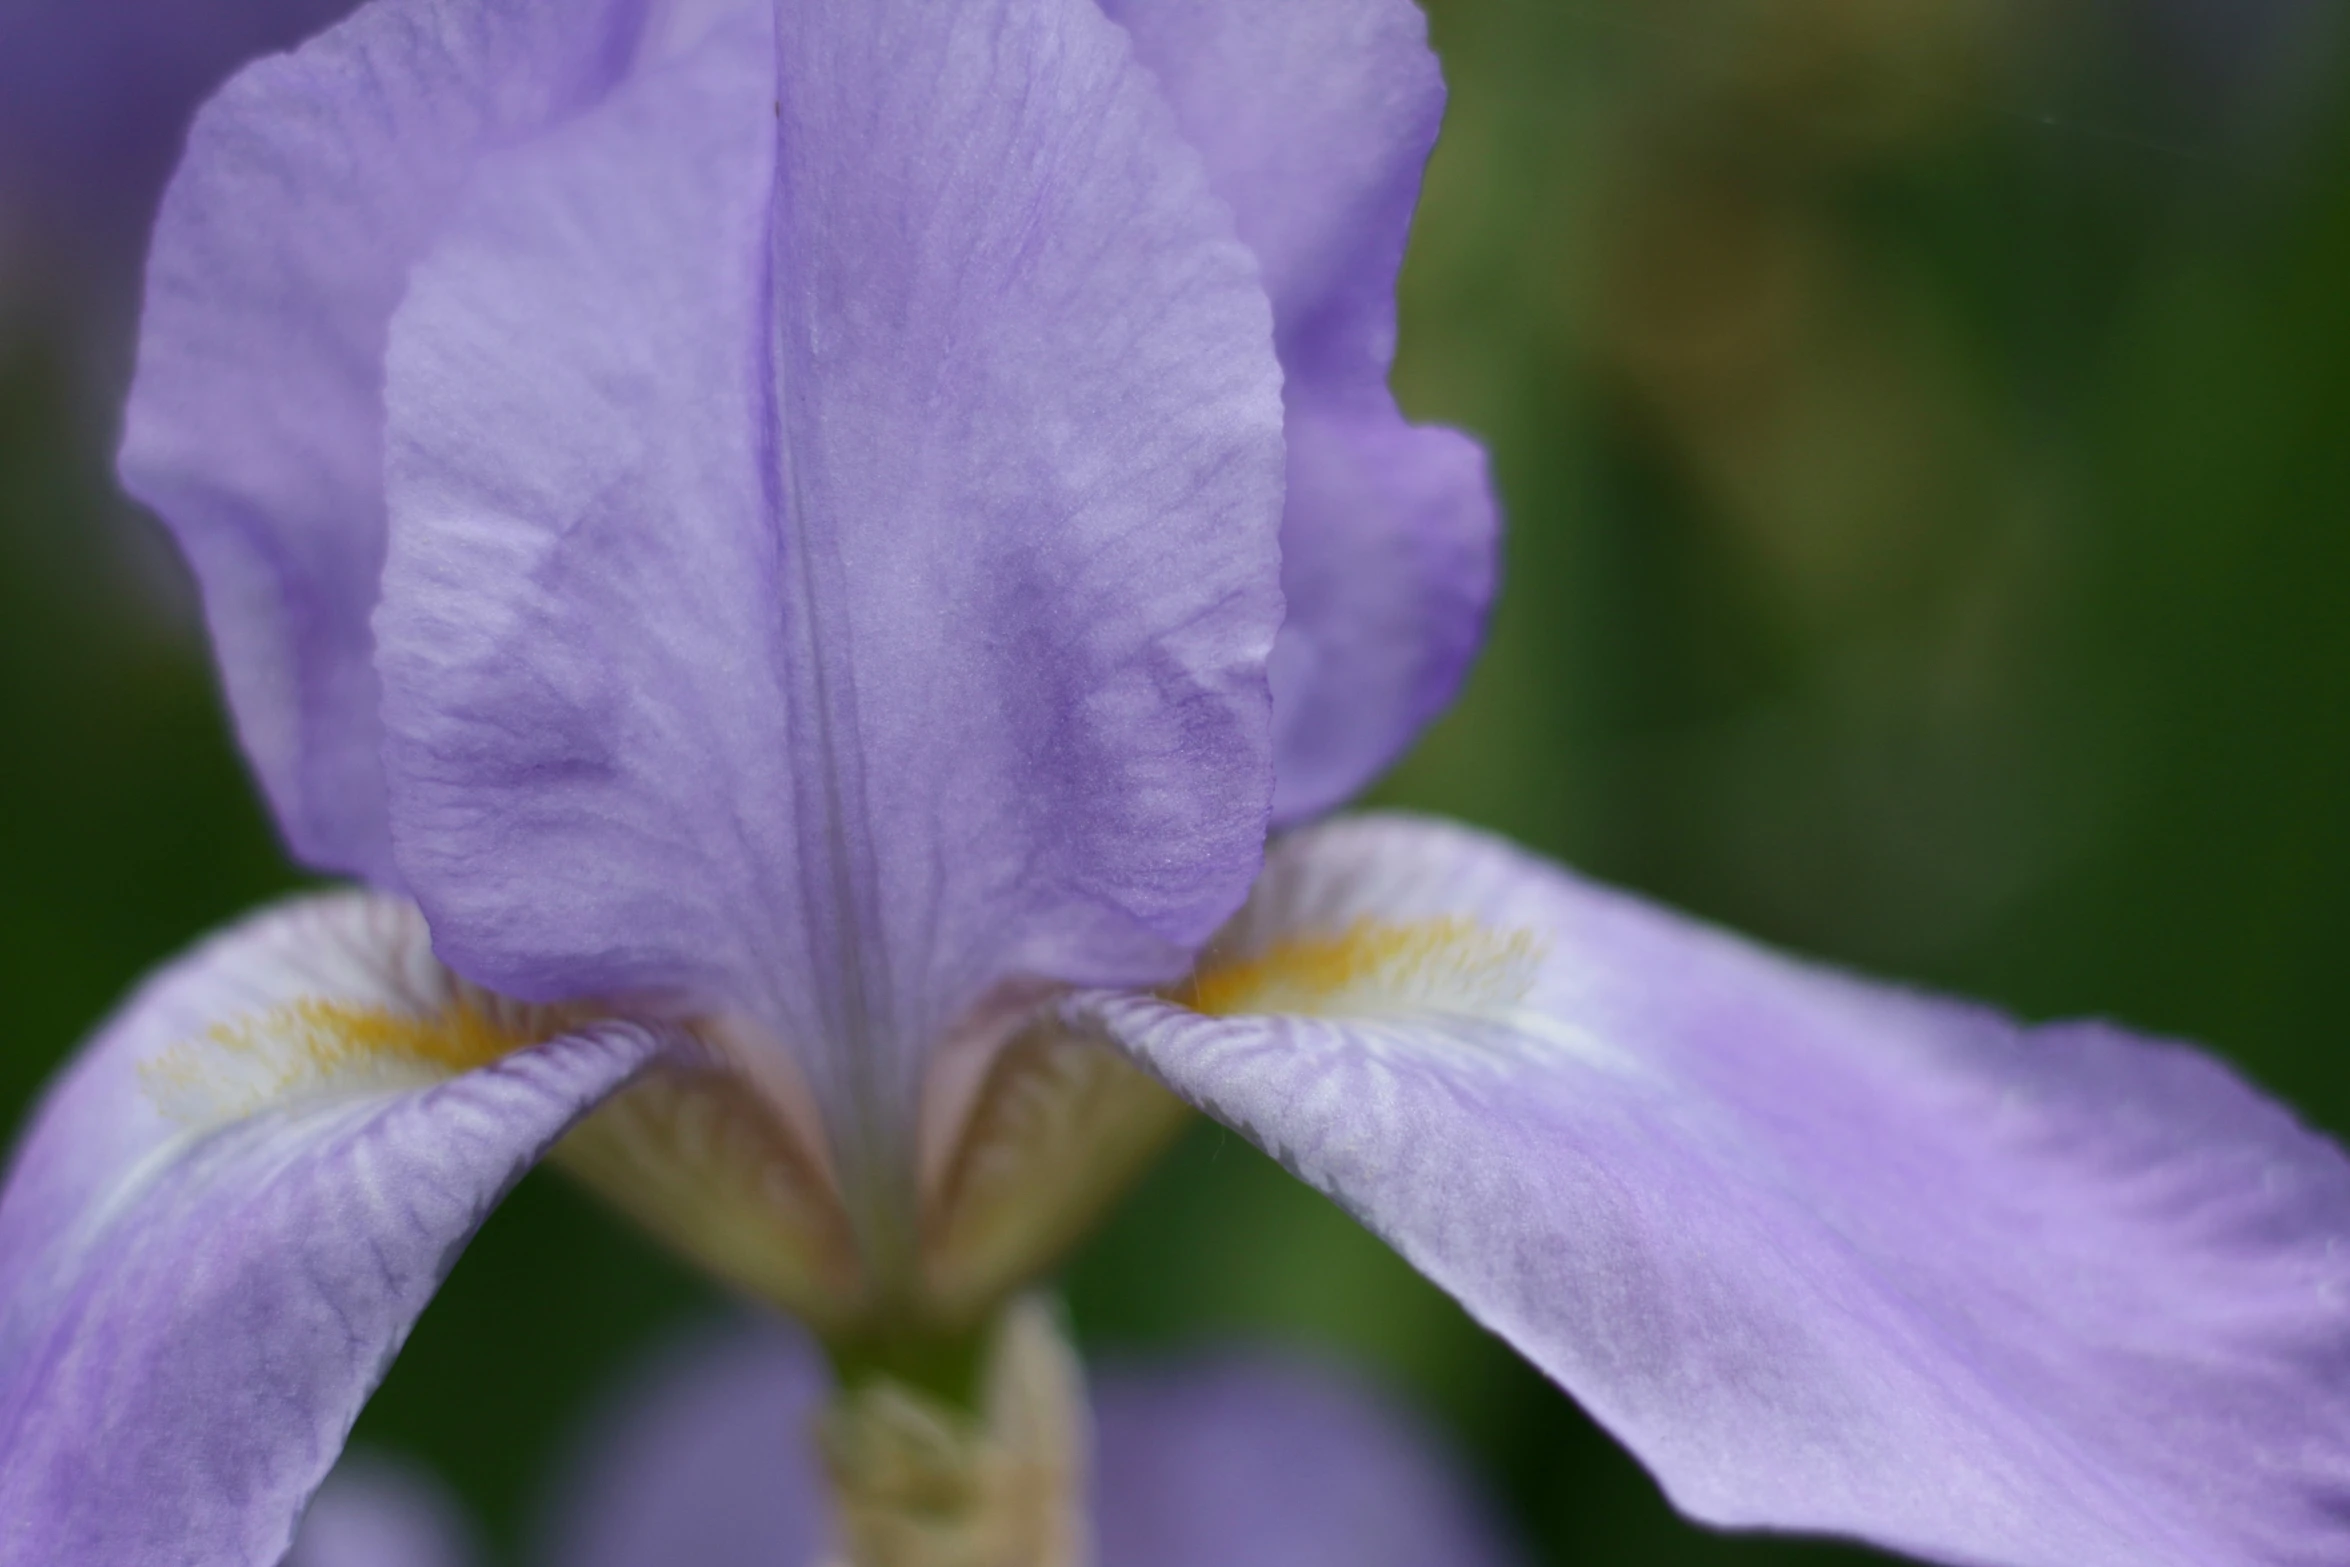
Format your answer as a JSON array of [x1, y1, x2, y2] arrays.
[[0, 894, 658, 1567], [537, 1320, 1522, 1567], [1103, 0, 1498, 822], [117, 0, 651, 882], [377, 0, 1285, 1198], [1073, 814, 2350, 1567]]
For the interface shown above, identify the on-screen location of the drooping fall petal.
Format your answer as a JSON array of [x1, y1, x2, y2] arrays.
[[0, 895, 659, 1567], [1073, 813, 2350, 1567]]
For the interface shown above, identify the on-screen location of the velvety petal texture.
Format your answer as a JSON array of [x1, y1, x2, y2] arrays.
[[538, 1320, 1522, 1567], [1073, 814, 2350, 1567], [376, 0, 1285, 1187], [118, 0, 652, 883], [0, 894, 658, 1567], [1103, 0, 1498, 822]]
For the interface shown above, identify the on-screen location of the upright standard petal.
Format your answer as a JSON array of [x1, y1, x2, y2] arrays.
[[1103, 0, 1499, 821], [376, 0, 1285, 1214], [538, 1320, 1522, 1567], [0, 894, 659, 1567], [117, 0, 652, 882], [1073, 814, 2350, 1567]]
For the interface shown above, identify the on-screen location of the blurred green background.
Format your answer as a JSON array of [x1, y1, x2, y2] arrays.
[[4, 0, 2347, 1560]]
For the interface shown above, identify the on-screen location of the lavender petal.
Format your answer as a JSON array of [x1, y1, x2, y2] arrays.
[[375, 0, 1285, 1156], [1105, 0, 1499, 821], [287, 1454, 482, 1567], [537, 1320, 1521, 1567], [117, 0, 651, 882], [0, 894, 657, 1567], [1074, 813, 2350, 1567]]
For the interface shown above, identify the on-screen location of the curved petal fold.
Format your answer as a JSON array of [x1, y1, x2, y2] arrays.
[[1103, 0, 1499, 820], [1072, 813, 2350, 1567], [376, 0, 1285, 1173], [117, 0, 652, 882], [537, 1319, 1520, 1567], [0, 894, 658, 1567]]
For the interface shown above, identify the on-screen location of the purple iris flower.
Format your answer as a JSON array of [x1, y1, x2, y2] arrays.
[[4, 0, 2349, 1563], [284, 1324, 1522, 1567]]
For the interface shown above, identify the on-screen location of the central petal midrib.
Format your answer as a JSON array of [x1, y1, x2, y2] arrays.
[[760, 122, 922, 1299]]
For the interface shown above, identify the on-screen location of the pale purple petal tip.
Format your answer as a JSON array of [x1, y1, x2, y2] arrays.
[[533, 1323, 831, 1567], [1106, 0, 1501, 820], [1076, 814, 2350, 1567], [287, 1453, 480, 1567], [1092, 1351, 1525, 1567], [116, 0, 650, 885], [0, 894, 657, 1567], [538, 1320, 1523, 1567], [1266, 404, 1494, 823]]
